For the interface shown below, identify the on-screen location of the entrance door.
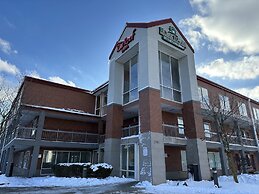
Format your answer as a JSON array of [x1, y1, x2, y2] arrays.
[[121, 144, 136, 179]]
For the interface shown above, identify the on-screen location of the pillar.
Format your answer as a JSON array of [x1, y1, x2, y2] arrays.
[[104, 104, 123, 176], [5, 146, 14, 177], [28, 145, 40, 177], [139, 87, 166, 185], [183, 100, 211, 180]]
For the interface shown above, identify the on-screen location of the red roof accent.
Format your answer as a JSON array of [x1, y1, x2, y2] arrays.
[[109, 18, 194, 59]]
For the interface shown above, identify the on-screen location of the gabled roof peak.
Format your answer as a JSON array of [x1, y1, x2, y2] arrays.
[[109, 18, 194, 59]]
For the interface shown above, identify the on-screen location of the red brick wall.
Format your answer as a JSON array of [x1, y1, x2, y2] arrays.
[[139, 88, 162, 133], [162, 111, 181, 125], [164, 146, 183, 171], [22, 78, 95, 113], [105, 104, 123, 138], [44, 117, 98, 133]]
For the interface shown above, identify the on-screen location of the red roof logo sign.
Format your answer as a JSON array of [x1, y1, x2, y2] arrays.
[[116, 29, 136, 53]]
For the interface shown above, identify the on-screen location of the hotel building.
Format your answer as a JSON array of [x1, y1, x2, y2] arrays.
[[0, 19, 259, 185]]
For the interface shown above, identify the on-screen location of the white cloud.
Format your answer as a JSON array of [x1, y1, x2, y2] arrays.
[[26, 71, 76, 87], [235, 86, 259, 101], [197, 56, 259, 80], [0, 38, 17, 54], [49, 76, 76, 87], [0, 58, 20, 75], [180, 0, 259, 54], [26, 70, 41, 79]]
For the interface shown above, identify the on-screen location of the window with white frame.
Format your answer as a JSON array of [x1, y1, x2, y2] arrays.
[[207, 152, 222, 170], [198, 86, 209, 109], [238, 102, 248, 117], [219, 94, 231, 112], [123, 55, 138, 104], [95, 95, 101, 115], [204, 122, 211, 138], [159, 52, 181, 102], [253, 108, 259, 121], [177, 117, 184, 135]]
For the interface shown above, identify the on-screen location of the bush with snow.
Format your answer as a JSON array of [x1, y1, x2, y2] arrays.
[[88, 163, 113, 178], [52, 163, 113, 178]]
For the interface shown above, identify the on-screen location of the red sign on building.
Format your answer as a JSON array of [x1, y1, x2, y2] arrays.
[[116, 29, 136, 53]]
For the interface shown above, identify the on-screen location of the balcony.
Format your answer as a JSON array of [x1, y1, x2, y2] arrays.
[[16, 127, 36, 139], [204, 131, 220, 142], [242, 137, 257, 147], [3, 127, 103, 145], [163, 124, 185, 138], [122, 125, 139, 138], [41, 129, 99, 143]]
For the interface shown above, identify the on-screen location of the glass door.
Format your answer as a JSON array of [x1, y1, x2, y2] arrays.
[[121, 144, 135, 178]]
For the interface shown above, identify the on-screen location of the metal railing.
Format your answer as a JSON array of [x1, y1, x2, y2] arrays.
[[15, 127, 36, 139], [204, 131, 220, 142], [242, 137, 257, 146], [162, 123, 185, 138], [122, 125, 139, 137], [41, 129, 99, 143]]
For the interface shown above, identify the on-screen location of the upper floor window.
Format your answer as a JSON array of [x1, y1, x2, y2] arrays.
[[177, 117, 184, 135], [123, 55, 138, 104], [238, 102, 248, 117], [203, 122, 211, 138], [198, 87, 209, 109], [219, 95, 230, 112], [95, 96, 101, 115], [95, 90, 108, 116], [253, 108, 259, 120], [159, 52, 181, 102]]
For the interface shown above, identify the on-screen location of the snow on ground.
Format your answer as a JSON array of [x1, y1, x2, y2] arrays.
[[136, 174, 259, 194], [0, 175, 134, 188]]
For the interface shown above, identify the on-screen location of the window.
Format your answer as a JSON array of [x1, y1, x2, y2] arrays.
[[198, 87, 209, 109], [177, 117, 184, 135], [253, 108, 259, 120], [238, 102, 248, 117], [95, 95, 101, 115], [204, 122, 211, 138], [95, 90, 108, 116], [123, 55, 138, 104], [208, 152, 222, 170], [181, 150, 187, 171], [159, 52, 181, 102], [219, 95, 230, 112]]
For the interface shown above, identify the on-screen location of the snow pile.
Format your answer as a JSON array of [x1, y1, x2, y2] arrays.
[[57, 162, 91, 167], [0, 175, 134, 188], [90, 163, 113, 172], [136, 174, 259, 194]]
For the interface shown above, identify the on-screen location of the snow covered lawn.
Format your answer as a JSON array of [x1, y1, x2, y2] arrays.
[[136, 174, 259, 194], [0, 175, 134, 188]]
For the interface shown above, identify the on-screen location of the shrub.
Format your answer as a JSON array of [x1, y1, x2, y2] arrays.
[[52, 163, 91, 177], [52, 163, 113, 178], [88, 163, 113, 178]]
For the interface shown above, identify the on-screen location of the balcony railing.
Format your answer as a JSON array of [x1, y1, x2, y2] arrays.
[[204, 131, 220, 142], [205, 131, 257, 146], [163, 124, 185, 138], [16, 127, 36, 139], [41, 129, 99, 143], [242, 137, 257, 146], [122, 125, 139, 137]]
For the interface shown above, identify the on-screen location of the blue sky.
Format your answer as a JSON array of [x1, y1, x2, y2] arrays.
[[0, 0, 258, 101]]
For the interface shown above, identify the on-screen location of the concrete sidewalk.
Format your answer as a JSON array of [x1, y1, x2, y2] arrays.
[[0, 181, 148, 194]]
